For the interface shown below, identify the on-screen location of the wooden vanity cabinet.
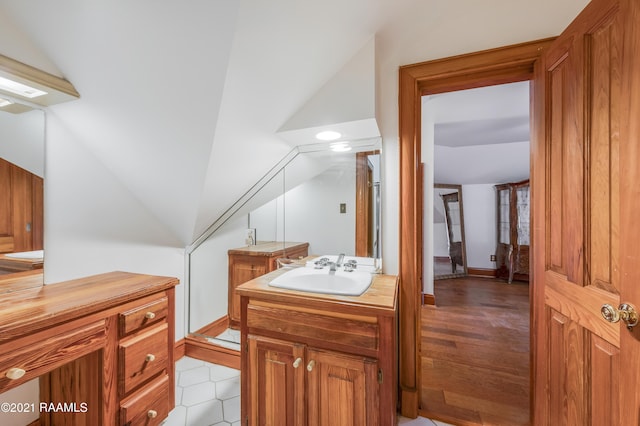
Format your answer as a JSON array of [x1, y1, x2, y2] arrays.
[[227, 241, 308, 327], [238, 271, 398, 426], [0, 271, 178, 426]]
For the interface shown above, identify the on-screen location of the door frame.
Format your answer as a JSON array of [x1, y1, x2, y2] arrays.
[[397, 38, 554, 419]]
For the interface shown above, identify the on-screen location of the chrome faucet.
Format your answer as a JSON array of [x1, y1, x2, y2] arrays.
[[330, 253, 346, 273]]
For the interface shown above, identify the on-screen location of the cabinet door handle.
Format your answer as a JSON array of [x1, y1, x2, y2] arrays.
[[145, 354, 156, 362], [147, 410, 158, 418], [6, 368, 26, 380], [293, 357, 302, 368], [145, 311, 156, 320], [306, 360, 315, 372]]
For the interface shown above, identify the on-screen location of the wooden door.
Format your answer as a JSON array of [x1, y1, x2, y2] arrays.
[[532, 0, 640, 423], [306, 348, 378, 426], [247, 335, 304, 425]]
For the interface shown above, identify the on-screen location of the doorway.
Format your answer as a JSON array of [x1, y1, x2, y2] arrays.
[[397, 39, 554, 419]]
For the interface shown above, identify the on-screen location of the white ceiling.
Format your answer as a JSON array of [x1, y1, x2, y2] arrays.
[[0, 0, 587, 246], [424, 81, 531, 185]]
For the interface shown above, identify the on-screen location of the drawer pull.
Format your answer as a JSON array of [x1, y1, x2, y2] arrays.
[[6, 368, 26, 380], [147, 409, 158, 418], [293, 357, 302, 368], [306, 360, 315, 372], [145, 354, 156, 362], [145, 311, 156, 320]]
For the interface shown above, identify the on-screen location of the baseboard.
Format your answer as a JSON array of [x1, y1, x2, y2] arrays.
[[422, 293, 436, 305], [174, 338, 186, 360], [184, 334, 240, 370], [192, 315, 230, 337], [467, 267, 497, 278]]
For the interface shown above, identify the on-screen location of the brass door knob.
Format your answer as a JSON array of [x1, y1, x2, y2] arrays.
[[293, 357, 302, 368], [6, 368, 26, 380], [601, 303, 639, 330]]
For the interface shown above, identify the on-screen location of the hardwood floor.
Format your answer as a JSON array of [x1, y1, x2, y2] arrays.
[[421, 277, 530, 425]]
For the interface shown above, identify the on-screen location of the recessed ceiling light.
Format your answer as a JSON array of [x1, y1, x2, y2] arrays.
[[0, 76, 47, 98], [331, 142, 352, 152], [316, 130, 341, 141]]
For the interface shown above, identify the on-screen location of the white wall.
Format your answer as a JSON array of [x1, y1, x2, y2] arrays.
[[44, 113, 186, 337], [0, 109, 45, 177], [189, 214, 247, 332], [462, 184, 498, 270], [252, 164, 356, 255]]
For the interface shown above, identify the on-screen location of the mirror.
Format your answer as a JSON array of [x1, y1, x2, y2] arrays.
[[187, 138, 381, 348], [433, 184, 467, 279], [0, 105, 45, 289]]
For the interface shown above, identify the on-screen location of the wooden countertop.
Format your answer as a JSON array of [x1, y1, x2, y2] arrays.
[[228, 241, 309, 256], [0, 269, 43, 293], [236, 267, 398, 317], [0, 271, 179, 343]]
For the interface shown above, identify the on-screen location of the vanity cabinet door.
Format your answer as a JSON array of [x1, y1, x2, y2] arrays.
[[247, 335, 305, 425], [229, 255, 268, 326], [306, 348, 379, 426]]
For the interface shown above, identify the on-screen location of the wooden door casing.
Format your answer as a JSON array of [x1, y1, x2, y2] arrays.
[[532, 0, 640, 422]]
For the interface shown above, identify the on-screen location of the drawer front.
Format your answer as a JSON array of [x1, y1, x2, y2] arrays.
[[120, 323, 168, 396], [119, 296, 168, 336], [120, 374, 170, 426], [0, 320, 105, 392], [247, 303, 378, 353]]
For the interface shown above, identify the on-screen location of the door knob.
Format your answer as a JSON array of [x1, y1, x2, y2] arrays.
[[601, 303, 639, 330]]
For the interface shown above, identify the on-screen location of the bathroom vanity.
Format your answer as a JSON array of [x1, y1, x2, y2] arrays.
[[237, 268, 398, 425], [0, 271, 178, 426]]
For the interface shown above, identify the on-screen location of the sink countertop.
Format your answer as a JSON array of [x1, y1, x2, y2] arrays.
[[236, 267, 398, 317]]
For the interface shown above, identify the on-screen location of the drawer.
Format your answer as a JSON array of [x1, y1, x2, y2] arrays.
[[119, 296, 168, 336], [120, 374, 170, 426], [0, 320, 105, 392], [120, 323, 168, 396], [247, 302, 378, 352]]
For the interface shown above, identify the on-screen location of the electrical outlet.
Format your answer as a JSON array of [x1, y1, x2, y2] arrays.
[[490, 254, 497, 262], [245, 228, 256, 246]]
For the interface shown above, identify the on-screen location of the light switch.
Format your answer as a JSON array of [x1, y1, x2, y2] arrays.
[[340, 203, 346, 213]]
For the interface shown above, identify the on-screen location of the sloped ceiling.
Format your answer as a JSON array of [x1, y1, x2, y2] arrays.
[[0, 0, 588, 247], [0, 0, 400, 246]]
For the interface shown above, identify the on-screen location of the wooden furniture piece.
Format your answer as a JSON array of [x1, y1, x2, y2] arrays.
[[0, 271, 178, 426], [495, 180, 530, 283], [237, 269, 398, 425], [0, 252, 43, 274], [227, 241, 308, 328], [0, 158, 44, 254]]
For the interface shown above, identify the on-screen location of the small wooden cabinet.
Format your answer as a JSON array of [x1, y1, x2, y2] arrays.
[[0, 271, 178, 426], [495, 180, 530, 283], [227, 241, 308, 327], [238, 270, 398, 425]]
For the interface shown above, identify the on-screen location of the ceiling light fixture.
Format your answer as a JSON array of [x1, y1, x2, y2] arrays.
[[0, 53, 79, 108], [331, 142, 352, 152], [0, 76, 47, 98], [315, 130, 342, 141]]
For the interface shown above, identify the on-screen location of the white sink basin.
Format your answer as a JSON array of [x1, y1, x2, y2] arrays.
[[269, 267, 372, 296]]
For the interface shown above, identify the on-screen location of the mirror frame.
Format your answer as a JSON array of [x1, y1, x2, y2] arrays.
[[433, 183, 467, 278]]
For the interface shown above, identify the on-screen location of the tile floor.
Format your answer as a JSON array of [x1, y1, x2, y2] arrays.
[[163, 356, 452, 426]]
